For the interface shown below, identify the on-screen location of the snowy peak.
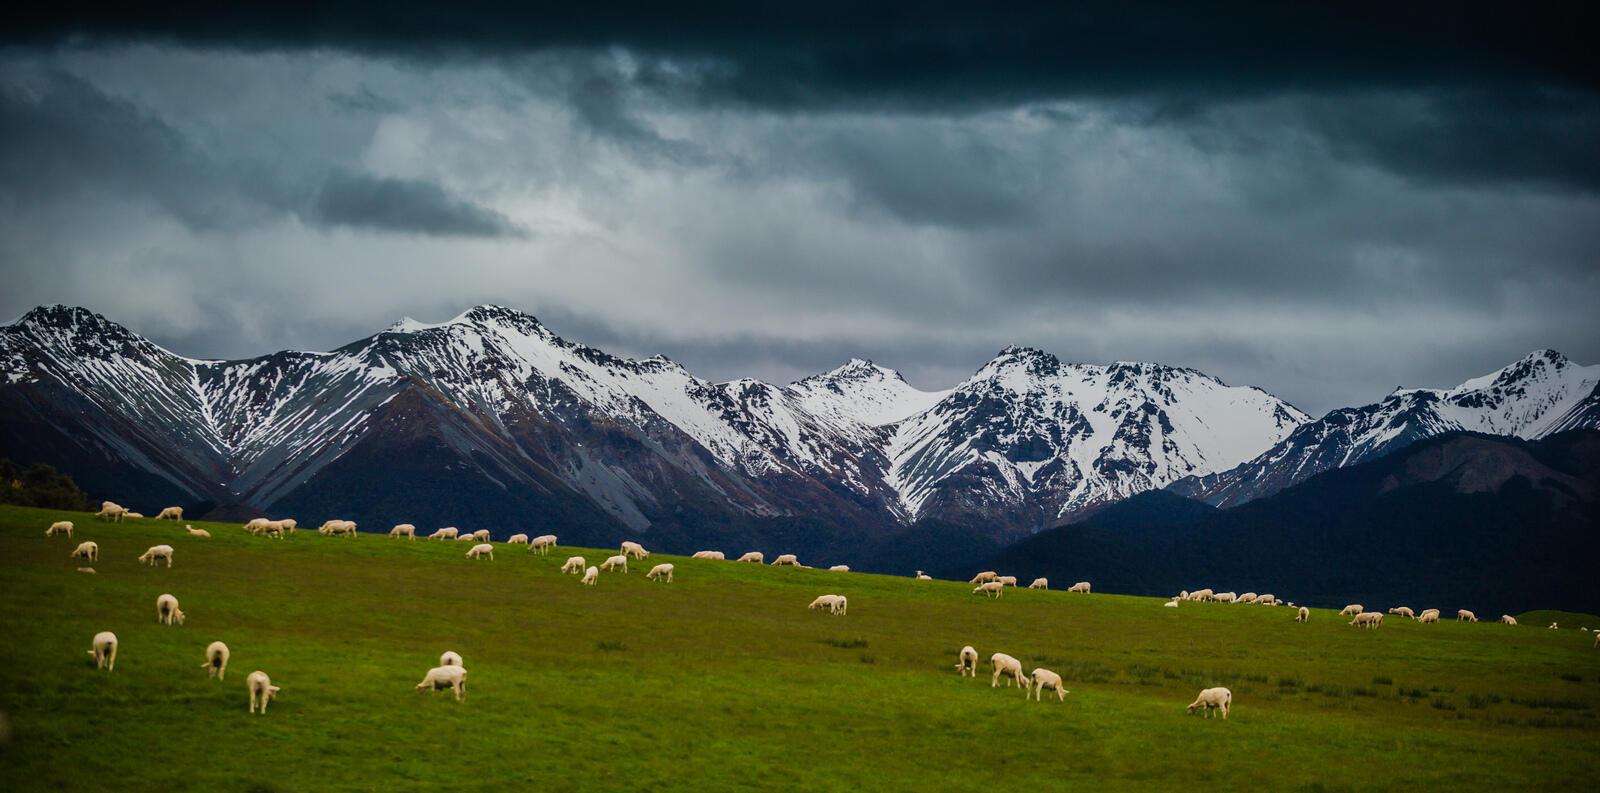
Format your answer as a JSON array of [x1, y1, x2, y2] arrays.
[[788, 358, 947, 428]]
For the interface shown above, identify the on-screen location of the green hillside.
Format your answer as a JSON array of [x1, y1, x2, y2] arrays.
[[1, 505, 1597, 791]]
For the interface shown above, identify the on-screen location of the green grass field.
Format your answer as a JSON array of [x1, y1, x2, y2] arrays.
[[1, 505, 1597, 791]]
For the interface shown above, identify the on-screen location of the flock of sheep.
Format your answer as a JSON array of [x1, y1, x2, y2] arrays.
[[41, 499, 1600, 723]]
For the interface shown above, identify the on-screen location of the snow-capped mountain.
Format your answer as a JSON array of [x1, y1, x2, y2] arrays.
[[1170, 349, 1600, 507], [0, 304, 1308, 550]]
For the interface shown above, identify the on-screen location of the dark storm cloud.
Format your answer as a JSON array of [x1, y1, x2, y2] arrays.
[[312, 171, 524, 238]]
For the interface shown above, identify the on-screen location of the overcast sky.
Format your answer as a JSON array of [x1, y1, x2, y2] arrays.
[[2, 3, 1597, 415]]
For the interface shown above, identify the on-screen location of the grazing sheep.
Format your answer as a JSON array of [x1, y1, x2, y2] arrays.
[[561, 556, 586, 574], [429, 527, 459, 540], [736, 551, 764, 564], [1500, 615, 1518, 625], [466, 543, 495, 560], [771, 554, 800, 567], [1457, 609, 1478, 623], [203, 641, 229, 679], [95, 501, 127, 522], [505, 533, 529, 545], [1296, 606, 1310, 622], [956, 646, 979, 677], [45, 520, 73, 538], [1350, 612, 1383, 628], [1257, 594, 1279, 606], [691, 550, 725, 560], [530, 535, 557, 555], [1069, 581, 1092, 594], [990, 653, 1027, 689], [829, 565, 850, 572], [156, 593, 186, 626], [1179, 590, 1190, 599], [1029, 578, 1049, 590], [276, 518, 298, 535], [973, 581, 1005, 598], [1418, 611, 1440, 624], [470, 530, 491, 543], [1389, 606, 1415, 619], [1186, 687, 1232, 719], [440, 651, 463, 667], [1164, 598, 1179, 608], [581, 566, 599, 586], [247, 671, 280, 714], [156, 506, 183, 521], [416, 665, 467, 702], [807, 595, 846, 614], [969, 571, 999, 585], [318, 519, 357, 537], [621, 541, 650, 559], [138, 545, 175, 568], [1237, 592, 1258, 604], [70, 541, 98, 562], [1339, 604, 1364, 617], [646, 563, 675, 582], [88, 631, 117, 671], [243, 518, 268, 534], [455, 534, 477, 542], [390, 524, 417, 540], [600, 555, 629, 573], [915, 570, 932, 580], [1214, 592, 1237, 603], [1030, 669, 1068, 702], [1188, 588, 1214, 601], [996, 575, 1018, 587]]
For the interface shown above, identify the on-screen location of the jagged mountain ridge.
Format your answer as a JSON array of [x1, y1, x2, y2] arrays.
[[0, 304, 1307, 547]]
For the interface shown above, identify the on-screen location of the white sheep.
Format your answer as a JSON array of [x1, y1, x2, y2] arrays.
[[138, 544, 175, 567], [156, 593, 186, 626], [1388, 606, 1415, 619], [956, 646, 978, 677], [274, 518, 298, 535], [203, 641, 230, 679], [646, 563, 675, 582], [318, 519, 357, 537], [581, 566, 599, 586], [915, 570, 932, 580], [1549, 622, 1559, 629], [737, 551, 764, 563], [77, 567, 95, 574], [771, 554, 800, 567], [70, 541, 98, 562], [429, 527, 460, 540], [156, 506, 184, 521], [969, 571, 999, 585], [1188, 588, 1214, 601], [88, 631, 117, 671], [828, 565, 850, 573], [124, 512, 144, 519], [601, 555, 629, 573], [243, 518, 269, 534], [455, 534, 477, 542], [807, 595, 846, 614], [1029, 578, 1049, 590], [990, 653, 1027, 689], [1186, 687, 1232, 719], [1069, 581, 1091, 594], [45, 520, 74, 538], [621, 541, 650, 559], [470, 530, 491, 543], [466, 543, 495, 560], [1350, 612, 1383, 628], [530, 535, 558, 555], [1500, 615, 1518, 625], [1296, 606, 1309, 622], [186, 525, 211, 538], [973, 581, 1005, 598], [997, 575, 1018, 587], [390, 524, 417, 540], [1339, 604, 1364, 617], [1456, 609, 1478, 623], [1237, 592, 1258, 604], [1164, 598, 1179, 608], [1418, 610, 1440, 624], [505, 533, 529, 545], [440, 651, 463, 667], [247, 671, 280, 714], [95, 501, 127, 522], [561, 556, 586, 574], [1257, 594, 1280, 606], [1214, 592, 1237, 603], [416, 665, 467, 702], [692, 550, 725, 560], [1030, 669, 1068, 702]]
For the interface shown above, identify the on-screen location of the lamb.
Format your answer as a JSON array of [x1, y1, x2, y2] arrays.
[[124, 512, 144, 519], [1350, 612, 1383, 628], [455, 534, 477, 542], [1214, 592, 1237, 603], [1418, 610, 1441, 624], [45, 520, 73, 538], [1500, 615, 1518, 625], [1164, 598, 1179, 607], [1030, 669, 1068, 702], [465, 543, 495, 560], [1179, 590, 1190, 600], [440, 651, 463, 667], [691, 550, 725, 560], [138, 544, 175, 567], [186, 525, 210, 538], [1388, 606, 1415, 619], [530, 535, 558, 555], [429, 527, 460, 540], [156, 506, 183, 521], [561, 556, 586, 574], [973, 581, 1005, 598], [88, 631, 117, 671], [416, 665, 467, 702], [156, 593, 186, 625], [1069, 581, 1092, 594], [646, 563, 675, 582], [581, 566, 599, 586], [470, 529, 491, 543], [956, 646, 979, 677], [390, 524, 417, 540], [1029, 578, 1049, 590], [95, 501, 127, 522], [505, 533, 529, 545], [1237, 592, 1258, 604], [1296, 606, 1310, 622], [969, 571, 999, 585], [771, 554, 800, 567], [829, 565, 850, 573], [621, 541, 650, 559], [991, 653, 1027, 689], [808, 595, 846, 614], [600, 554, 629, 573], [247, 671, 280, 714], [1186, 687, 1232, 719], [1456, 609, 1478, 623], [70, 541, 98, 562], [915, 570, 933, 580], [203, 641, 230, 679], [1339, 604, 1364, 617], [737, 551, 764, 563]]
